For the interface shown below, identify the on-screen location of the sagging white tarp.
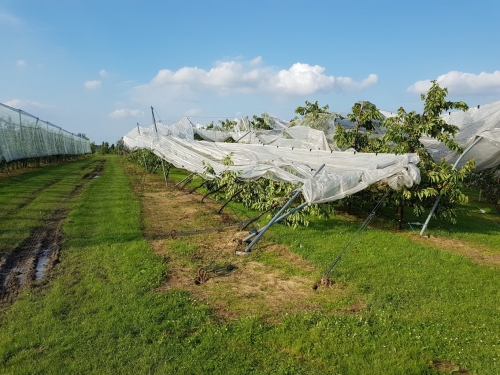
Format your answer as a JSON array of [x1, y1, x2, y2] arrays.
[[193, 116, 330, 150], [171, 99, 500, 172], [123, 123, 421, 204], [421, 101, 500, 171]]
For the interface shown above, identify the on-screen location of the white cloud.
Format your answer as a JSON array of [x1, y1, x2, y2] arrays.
[[17, 59, 26, 68], [84, 80, 101, 89], [408, 70, 500, 96], [184, 108, 202, 116], [109, 108, 144, 118], [271, 64, 378, 96], [142, 58, 377, 97], [249, 56, 262, 66], [3, 99, 52, 109], [99, 69, 108, 77], [0, 12, 23, 26]]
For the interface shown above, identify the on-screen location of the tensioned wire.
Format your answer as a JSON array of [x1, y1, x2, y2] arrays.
[[322, 190, 389, 279]]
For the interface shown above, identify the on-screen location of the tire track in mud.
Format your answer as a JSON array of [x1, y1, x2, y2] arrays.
[[0, 210, 66, 303], [0, 159, 106, 305]]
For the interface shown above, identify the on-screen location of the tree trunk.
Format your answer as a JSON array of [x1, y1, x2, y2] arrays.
[[345, 201, 352, 215], [395, 205, 404, 230]]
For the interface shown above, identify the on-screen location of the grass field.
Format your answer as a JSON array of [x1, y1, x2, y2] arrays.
[[0, 155, 499, 374]]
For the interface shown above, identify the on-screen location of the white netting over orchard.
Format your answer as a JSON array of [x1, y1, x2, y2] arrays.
[[123, 121, 421, 204], [420, 101, 500, 171], [0, 103, 91, 163], [191, 102, 500, 171], [122, 99, 500, 204]]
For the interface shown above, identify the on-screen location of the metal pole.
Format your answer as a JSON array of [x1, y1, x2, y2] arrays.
[[175, 172, 194, 187], [180, 174, 195, 189], [419, 196, 441, 236], [234, 130, 251, 143], [242, 201, 309, 244], [243, 164, 325, 252], [419, 136, 483, 236], [243, 189, 301, 251], [151, 106, 168, 187], [137, 123, 149, 171]]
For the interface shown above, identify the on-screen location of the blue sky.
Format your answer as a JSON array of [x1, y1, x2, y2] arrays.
[[1, 0, 500, 143]]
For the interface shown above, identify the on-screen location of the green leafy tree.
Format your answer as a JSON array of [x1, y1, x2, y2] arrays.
[[334, 81, 475, 227], [292, 100, 335, 133], [294, 100, 330, 118], [127, 149, 164, 174], [334, 101, 384, 152], [115, 139, 126, 155], [250, 114, 272, 130], [218, 119, 237, 131], [381, 81, 474, 226], [100, 142, 110, 155]]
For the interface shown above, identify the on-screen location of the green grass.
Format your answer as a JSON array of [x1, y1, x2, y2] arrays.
[[0, 157, 99, 253], [270, 215, 500, 373], [1, 157, 499, 374], [339, 192, 500, 252]]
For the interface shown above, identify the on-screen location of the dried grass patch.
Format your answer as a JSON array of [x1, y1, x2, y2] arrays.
[[407, 233, 500, 268], [126, 164, 360, 321]]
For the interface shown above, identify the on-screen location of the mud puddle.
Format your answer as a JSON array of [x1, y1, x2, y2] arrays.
[[82, 159, 105, 180], [0, 210, 66, 303]]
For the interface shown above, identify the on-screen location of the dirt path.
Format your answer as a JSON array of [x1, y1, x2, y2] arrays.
[[126, 163, 360, 321]]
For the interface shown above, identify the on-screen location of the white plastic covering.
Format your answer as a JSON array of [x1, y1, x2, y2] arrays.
[[422, 101, 500, 170], [157, 100, 500, 173], [123, 122, 421, 204], [183, 115, 330, 151], [0, 103, 91, 162]]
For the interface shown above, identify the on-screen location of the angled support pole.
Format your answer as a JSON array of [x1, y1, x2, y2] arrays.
[[242, 201, 309, 244], [180, 173, 195, 189], [243, 164, 325, 252], [175, 173, 194, 188], [419, 136, 483, 236], [137, 123, 149, 171], [234, 130, 251, 143], [151, 106, 168, 187]]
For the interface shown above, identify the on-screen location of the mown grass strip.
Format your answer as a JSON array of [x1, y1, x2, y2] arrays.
[[0, 158, 99, 253]]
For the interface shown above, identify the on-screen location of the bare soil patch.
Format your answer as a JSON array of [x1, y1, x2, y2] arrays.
[[127, 164, 362, 321], [430, 359, 470, 374]]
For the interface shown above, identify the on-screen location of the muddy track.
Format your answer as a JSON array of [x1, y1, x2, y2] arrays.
[[0, 210, 66, 303], [0, 159, 106, 305]]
